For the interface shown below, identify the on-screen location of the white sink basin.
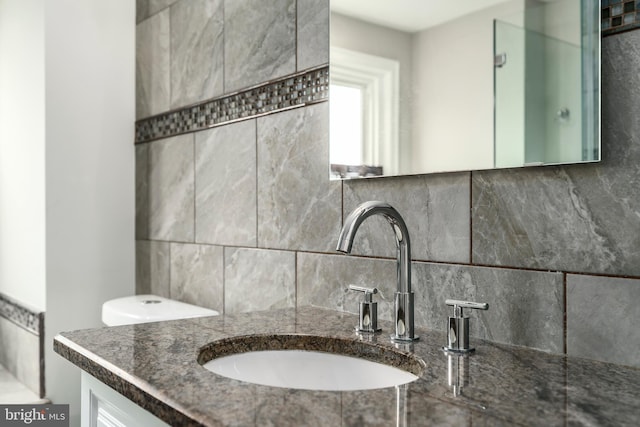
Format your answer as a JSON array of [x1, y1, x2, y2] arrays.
[[203, 349, 419, 391]]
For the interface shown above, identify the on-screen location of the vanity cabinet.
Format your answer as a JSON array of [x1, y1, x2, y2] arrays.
[[81, 372, 168, 427]]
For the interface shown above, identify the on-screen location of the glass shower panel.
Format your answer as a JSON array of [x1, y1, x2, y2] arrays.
[[494, 20, 588, 168], [494, 20, 526, 168]]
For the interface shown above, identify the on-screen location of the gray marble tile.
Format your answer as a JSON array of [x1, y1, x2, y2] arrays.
[[135, 144, 150, 240], [224, 248, 295, 313], [473, 167, 606, 271], [169, 243, 224, 312], [257, 103, 342, 252], [567, 274, 640, 368], [170, 0, 223, 109], [298, 253, 564, 352], [136, 0, 178, 23], [0, 317, 41, 396], [136, 240, 171, 297], [297, 252, 397, 319], [224, 0, 296, 92], [343, 173, 470, 263], [0, 365, 48, 404], [148, 134, 195, 241], [472, 32, 640, 277], [297, 0, 329, 71], [136, 8, 170, 118], [412, 262, 564, 353], [195, 120, 257, 247]]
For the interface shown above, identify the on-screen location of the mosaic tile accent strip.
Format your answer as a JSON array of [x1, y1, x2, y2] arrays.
[[0, 293, 43, 335], [602, 1, 640, 36], [135, 66, 329, 144]]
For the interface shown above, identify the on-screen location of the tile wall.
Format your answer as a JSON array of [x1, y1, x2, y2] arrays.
[[0, 294, 44, 397], [601, 0, 639, 34], [135, 0, 640, 368]]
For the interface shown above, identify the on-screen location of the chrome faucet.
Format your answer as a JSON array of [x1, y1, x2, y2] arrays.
[[336, 201, 418, 342]]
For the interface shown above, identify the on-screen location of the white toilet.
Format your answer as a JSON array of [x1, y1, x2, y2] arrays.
[[102, 294, 219, 326]]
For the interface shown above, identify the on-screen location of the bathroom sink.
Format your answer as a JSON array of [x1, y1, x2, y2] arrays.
[[198, 334, 423, 391]]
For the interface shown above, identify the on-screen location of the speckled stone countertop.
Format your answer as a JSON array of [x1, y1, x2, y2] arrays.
[[54, 307, 640, 426]]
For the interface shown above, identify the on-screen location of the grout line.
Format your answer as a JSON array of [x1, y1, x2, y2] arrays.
[[221, 0, 226, 95], [469, 171, 473, 264], [340, 180, 344, 227], [563, 273, 568, 355], [294, 0, 298, 72], [294, 251, 299, 310], [167, 242, 173, 299], [192, 133, 197, 247], [255, 119, 259, 249], [168, 4, 173, 112], [222, 246, 226, 315], [140, 237, 640, 282]]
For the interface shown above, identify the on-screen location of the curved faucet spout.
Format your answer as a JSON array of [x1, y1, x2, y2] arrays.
[[336, 201, 418, 342], [336, 201, 411, 294]]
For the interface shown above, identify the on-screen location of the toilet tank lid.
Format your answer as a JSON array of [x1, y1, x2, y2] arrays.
[[102, 295, 219, 326]]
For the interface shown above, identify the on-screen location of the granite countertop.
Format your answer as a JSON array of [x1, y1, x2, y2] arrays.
[[54, 307, 640, 426]]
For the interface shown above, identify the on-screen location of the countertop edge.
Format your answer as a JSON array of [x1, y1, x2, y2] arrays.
[[54, 334, 206, 427]]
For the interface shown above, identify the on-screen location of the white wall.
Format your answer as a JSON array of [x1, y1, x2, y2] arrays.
[[411, 0, 525, 174], [0, 0, 135, 424], [44, 1, 135, 424], [0, 0, 46, 311]]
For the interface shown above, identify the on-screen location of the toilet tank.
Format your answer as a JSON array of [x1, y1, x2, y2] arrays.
[[102, 295, 219, 326]]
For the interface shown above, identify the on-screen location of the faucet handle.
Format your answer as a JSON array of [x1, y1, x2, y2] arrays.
[[443, 299, 489, 353], [445, 299, 489, 317], [348, 285, 381, 334]]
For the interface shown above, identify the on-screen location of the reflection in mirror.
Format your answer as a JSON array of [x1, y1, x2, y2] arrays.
[[329, 0, 600, 180]]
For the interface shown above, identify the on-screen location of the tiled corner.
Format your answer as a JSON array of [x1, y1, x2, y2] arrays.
[[0, 294, 44, 397], [224, 0, 296, 92], [170, 0, 224, 109], [136, 240, 171, 297], [0, 317, 41, 396], [0, 365, 48, 404], [224, 248, 296, 313], [195, 120, 257, 247], [257, 102, 342, 252], [170, 243, 224, 312], [148, 134, 195, 242], [136, 8, 170, 119], [343, 173, 471, 263], [567, 274, 640, 368], [0, 294, 42, 336], [297, 0, 329, 71]]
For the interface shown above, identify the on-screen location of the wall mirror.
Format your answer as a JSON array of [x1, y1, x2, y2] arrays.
[[329, 0, 600, 180]]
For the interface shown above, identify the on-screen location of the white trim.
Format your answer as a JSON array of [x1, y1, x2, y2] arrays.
[[330, 46, 400, 175]]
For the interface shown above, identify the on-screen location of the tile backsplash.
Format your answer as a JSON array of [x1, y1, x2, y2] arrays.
[[135, 0, 640, 368], [0, 293, 44, 397]]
